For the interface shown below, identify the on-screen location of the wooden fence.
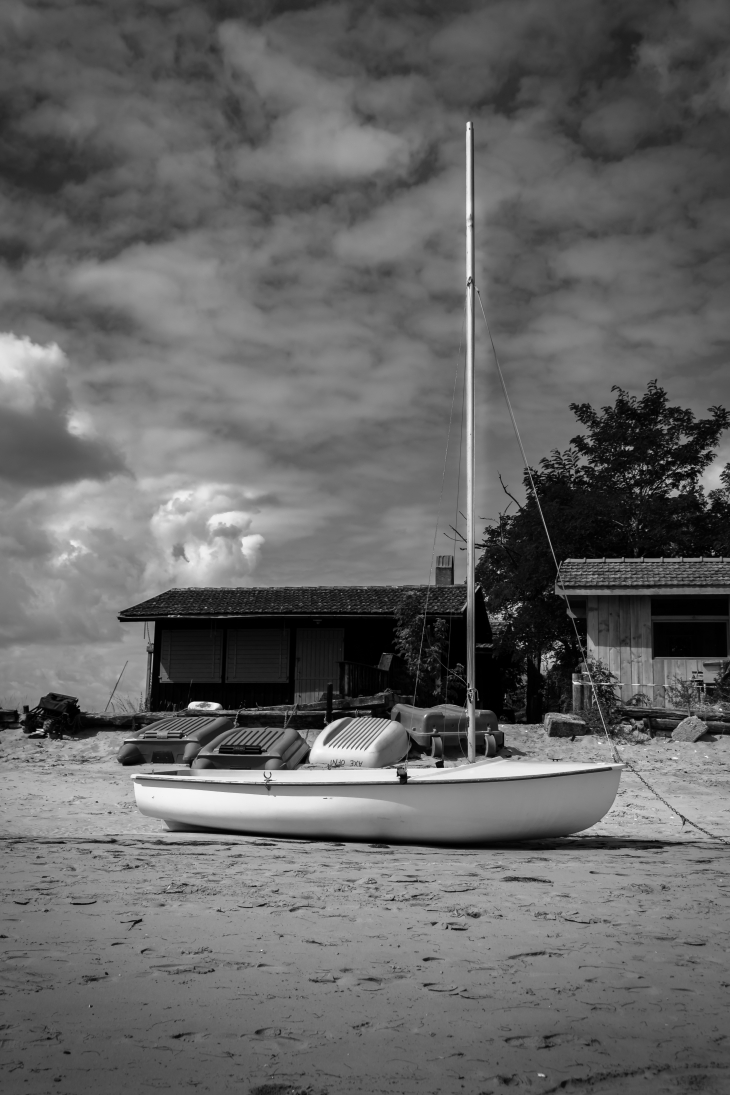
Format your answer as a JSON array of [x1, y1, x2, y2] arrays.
[[339, 661, 390, 698]]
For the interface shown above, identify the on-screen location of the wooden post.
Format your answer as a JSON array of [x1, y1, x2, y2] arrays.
[[145, 641, 154, 710], [326, 682, 333, 725], [572, 672, 583, 713]]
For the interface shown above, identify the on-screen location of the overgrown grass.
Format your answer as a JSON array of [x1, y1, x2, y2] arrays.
[[577, 658, 622, 735], [0, 694, 27, 711], [103, 692, 147, 715]]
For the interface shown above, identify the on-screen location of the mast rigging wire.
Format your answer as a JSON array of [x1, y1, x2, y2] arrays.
[[410, 305, 466, 717]]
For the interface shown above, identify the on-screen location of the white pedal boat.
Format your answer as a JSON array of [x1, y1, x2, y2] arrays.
[[131, 758, 622, 844], [308, 716, 409, 768]]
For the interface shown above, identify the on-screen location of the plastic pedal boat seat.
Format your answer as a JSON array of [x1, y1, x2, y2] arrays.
[[391, 703, 503, 752], [142, 725, 185, 740], [308, 716, 408, 768], [193, 725, 310, 770], [117, 715, 234, 766]]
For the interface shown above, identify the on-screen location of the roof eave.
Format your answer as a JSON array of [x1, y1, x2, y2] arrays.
[[557, 584, 730, 596], [118, 609, 466, 622]]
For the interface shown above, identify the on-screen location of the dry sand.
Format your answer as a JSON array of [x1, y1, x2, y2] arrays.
[[1, 724, 729, 1095]]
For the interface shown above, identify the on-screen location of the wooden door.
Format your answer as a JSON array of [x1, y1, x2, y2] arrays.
[[294, 628, 344, 703]]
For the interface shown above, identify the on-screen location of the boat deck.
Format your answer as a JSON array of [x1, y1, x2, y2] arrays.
[[132, 757, 621, 786]]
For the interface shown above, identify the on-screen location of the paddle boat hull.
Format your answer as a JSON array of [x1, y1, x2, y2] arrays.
[[131, 758, 622, 844]]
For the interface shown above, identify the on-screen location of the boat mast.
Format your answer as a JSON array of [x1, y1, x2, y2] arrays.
[[465, 121, 476, 764]]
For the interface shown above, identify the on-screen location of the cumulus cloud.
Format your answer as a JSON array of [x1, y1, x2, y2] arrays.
[[0, 332, 67, 413], [0, 463, 331, 651], [147, 484, 265, 587]]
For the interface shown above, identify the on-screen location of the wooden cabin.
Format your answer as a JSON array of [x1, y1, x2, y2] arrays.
[[119, 557, 496, 711], [557, 558, 730, 707]]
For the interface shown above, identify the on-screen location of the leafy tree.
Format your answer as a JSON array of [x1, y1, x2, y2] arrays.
[[394, 591, 466, 705], [563, 381, 730, 555], [477, 381, 730, 720]]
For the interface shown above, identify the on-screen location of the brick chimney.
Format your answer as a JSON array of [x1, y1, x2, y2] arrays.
[[435, 555, 454, 586]]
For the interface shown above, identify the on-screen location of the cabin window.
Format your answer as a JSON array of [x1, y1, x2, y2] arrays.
[[651, 596, 728, 617], [159, 630, 222, 683], [652, 622, 728, 658], [226, 629, 290, 683]]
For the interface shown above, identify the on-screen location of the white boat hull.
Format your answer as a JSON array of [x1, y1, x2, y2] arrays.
[[131, 759, 622, 844]]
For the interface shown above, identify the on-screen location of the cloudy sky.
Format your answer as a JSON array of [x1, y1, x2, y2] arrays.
[[2, 0, 730, 709]]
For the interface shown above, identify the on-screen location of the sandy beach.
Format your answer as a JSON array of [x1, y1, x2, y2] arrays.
[[2, 724, 729, 1095]]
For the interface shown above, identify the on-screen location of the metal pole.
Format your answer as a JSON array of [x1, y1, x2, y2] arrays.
[[104, 660, 129, 713], [465, 121, 476, 763], [145, 641, 154, 710]]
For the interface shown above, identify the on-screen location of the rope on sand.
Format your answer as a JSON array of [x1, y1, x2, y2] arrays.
[[616, 751, 730, 845]]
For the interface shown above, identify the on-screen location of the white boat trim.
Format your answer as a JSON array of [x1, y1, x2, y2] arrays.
[[132, 761, 621, 789]]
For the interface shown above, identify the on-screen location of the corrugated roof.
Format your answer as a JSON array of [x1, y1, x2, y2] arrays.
[[118, 585, 472, 620], [558, 558, 730, 591]]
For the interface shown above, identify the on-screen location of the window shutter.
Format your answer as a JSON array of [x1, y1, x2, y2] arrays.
[[159, 631, 222, 683], [226, 629, 290, 683], [294, 628, 344, 702]]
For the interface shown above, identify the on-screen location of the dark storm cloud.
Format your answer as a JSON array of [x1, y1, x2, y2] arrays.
[[0, 332, 127, 486], [1, 0, 730, 705], [0, 405, 126, 486]]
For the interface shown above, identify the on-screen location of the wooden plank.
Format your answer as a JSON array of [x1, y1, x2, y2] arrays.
[[617, 703, 730, 722], [607, 596, 621, 681], [671, 659, 682, 699], [664, 658, 690, 707], [618, 596, 632, 703], [586, 595, 599, 661], [628, 596, 642, 701], [600, 595, 611, 665], [596, 596, 610, 665], [636, 596, 653, 695], [653, 657, 666, 707]]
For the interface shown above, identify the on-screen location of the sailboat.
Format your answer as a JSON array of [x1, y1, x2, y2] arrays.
[[131, 123, 622, 844]]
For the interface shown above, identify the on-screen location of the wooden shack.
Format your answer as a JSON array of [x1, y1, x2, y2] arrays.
[[119, 558, 496, 711], [557, 558, 730, 707]]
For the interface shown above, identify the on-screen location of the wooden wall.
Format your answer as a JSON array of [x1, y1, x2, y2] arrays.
[[586, 594, 653, 703], [651, 657, 707, 704], [585, 594, 726, 706]]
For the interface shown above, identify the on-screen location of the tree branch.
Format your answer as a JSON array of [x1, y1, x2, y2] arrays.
[[499, 475, 525, 512]]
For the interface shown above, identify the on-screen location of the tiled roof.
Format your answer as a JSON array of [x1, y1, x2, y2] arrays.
[[119, 585, 473, 620], [558, 558, 730, 591]]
